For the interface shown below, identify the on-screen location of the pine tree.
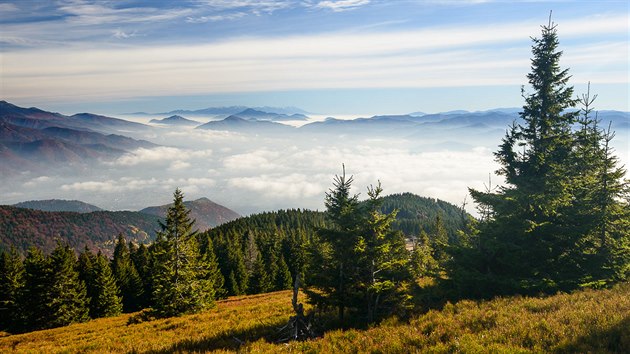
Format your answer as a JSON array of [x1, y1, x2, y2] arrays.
[[77, 247, 97, 315], [410, 230, 438, 278], [0, 247, 24, 331], [276, 254, 293, 291], [223, 235, 248, 295], [452, 17, 629, 296], [46, 242, 89, 328], [130, 243, 152, 308], [90, 252, 122, 318], [248, 252, 271, 294], [21, 247, 51, 331], [306, 168, 411, 323], [112, 234, 143, 312], [306, 166, 361, 322], [431, 215, 449, 267], [357, 182, 412, 322], [151, 189, 215, 317], [201, 236, 226, 299]]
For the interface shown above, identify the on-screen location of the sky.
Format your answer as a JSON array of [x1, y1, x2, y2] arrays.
[[1, 0, 628, 115]]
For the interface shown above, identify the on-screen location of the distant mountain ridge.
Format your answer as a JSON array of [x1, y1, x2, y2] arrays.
[[132, 105, 311, 117], [149, 115, 200, 126], [231, 108, 308, 121], [0, 101, 158, 176], [13, 199, 103, 213], [0, 101, 149, 134], [195, 115, 294, 134], [0, 197, 240, 255], [140, 197, 240, 231]]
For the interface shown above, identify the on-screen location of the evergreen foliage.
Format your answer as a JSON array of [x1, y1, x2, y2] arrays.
[[89, 252, 122, 318], [21, 247, 50, 331], [305, 168, 412, 323], [112, 234, 144, 312], [129, 243, 152, 308], [449, 19, 629, 297], [46, 242, 90, 328], [0, 247, 24, 330], [151, 189, 215, 317]]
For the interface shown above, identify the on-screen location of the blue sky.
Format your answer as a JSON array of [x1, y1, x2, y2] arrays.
[[1, 0, 628, 115]]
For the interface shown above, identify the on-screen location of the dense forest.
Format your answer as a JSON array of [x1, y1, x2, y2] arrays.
[[0, 206, 158, 255], [0, 19, 628, 343]]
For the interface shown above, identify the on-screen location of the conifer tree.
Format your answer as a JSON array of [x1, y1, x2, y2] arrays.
[[431, 215, 449, 267], [452, 17, 629, 296], [46, 242, 89, 328], [357, 182, 412, 322], [130, 243, 152, 307], [21, 247, 51, 330], [222, 235, 248, 295], [306, 166, 361, 322], [77, 247, 97, 315], [201, 236, 226, 299], [248, 252, 271, 294], [151, 189, 215, 317], [0, 247, 24, 331], [276, 254, 293, 291], [307, 168, 410, 323], [410, 230, 438, 278], [90, 252, 122, 318], [112, 234, 143, 312]]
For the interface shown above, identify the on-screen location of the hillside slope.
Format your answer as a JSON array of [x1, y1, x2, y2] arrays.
[[1, 283, 627, 353], [140, 197, 240, 232], [0, 206, 159, 255], [13, 199, 103, 213]]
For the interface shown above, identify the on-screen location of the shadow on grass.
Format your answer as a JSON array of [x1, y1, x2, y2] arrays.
[[136, 317, 289, 353], [555, 316, 630, 353]]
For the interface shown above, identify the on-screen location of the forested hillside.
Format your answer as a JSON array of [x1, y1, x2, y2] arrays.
[[0, 206, 158, 254]]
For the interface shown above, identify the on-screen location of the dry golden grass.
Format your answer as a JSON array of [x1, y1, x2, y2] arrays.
[[2, 283, 628, 353]]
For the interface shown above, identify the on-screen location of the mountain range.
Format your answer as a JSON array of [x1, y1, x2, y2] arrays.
[[149, 115, 200, 126], [1, 197, 240, 255], [0, 101, 157, 176], [196, 115, 294, 133], [131, 105, 310, 117]]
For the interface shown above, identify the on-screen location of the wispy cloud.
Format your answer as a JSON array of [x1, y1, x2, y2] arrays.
[[2, 14, 626, 103], [313, 0, 370, 12], [186, 12, 247, 23], [0, 3, 18, 12], [56, 0, 194, 26], [112, 29, 138, 39], [195, 0, 293, 14]]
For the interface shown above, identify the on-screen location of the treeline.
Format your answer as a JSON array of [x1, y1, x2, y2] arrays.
[[0, 190, 460, 333], [0, 189, 223, 332]]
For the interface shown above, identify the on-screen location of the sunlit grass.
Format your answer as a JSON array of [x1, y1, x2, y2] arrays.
[[1, 284, 628, 353]]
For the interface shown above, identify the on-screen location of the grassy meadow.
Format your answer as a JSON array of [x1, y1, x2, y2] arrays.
[[1, 283, 628, 353]]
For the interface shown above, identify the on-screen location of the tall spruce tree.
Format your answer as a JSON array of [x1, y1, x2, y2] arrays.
[[306, 168, 410, 323], [21, 247, 50, 331], [151, 189, 215, 317], [200, 236, 226, 299], [112, 234, 144, 312], [46, 242, 89, 328], [90, 252, 122, 318], [0, 247, 24, 331], [306, 166, 361, 322], [130, 243, 152, 308], [450, 17, 629, 297]]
